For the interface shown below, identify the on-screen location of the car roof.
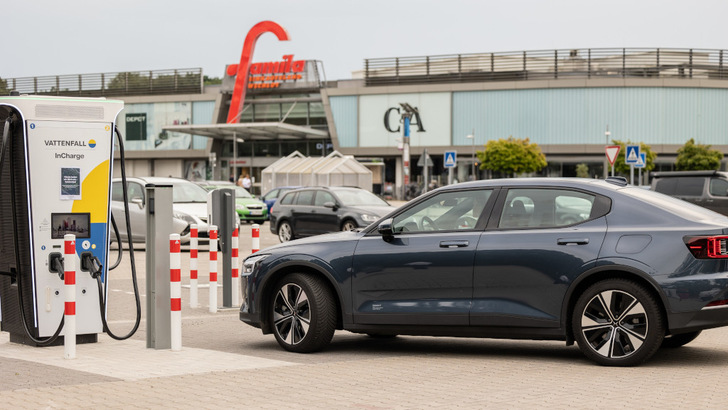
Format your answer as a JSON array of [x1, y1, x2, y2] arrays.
[[651, 170, 727, 178], [113, 176, 197, 184]]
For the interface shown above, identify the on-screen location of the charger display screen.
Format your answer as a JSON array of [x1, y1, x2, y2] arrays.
[[51, 213, 91, 239]]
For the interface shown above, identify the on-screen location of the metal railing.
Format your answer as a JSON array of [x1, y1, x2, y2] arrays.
[[363, 48, 728, 86], [2, 68, 204, 96]]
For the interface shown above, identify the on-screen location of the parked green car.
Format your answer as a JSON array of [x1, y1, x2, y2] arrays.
[[196, 181, 268, 224]]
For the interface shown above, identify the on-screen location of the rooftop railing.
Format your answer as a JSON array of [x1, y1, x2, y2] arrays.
[[1, 68, 203, 96], [363, 48, 728, 86]]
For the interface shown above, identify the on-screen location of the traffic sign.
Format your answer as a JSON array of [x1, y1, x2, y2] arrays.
[[605, 146, 620, 166], [625, 145, 640, 164], [417, 152, 434, 167], [634, 152, 646, 169], [444, 151, 457, 168]]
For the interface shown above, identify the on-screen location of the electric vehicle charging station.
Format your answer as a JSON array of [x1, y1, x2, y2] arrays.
[[207, 188, 236, 308], [0, 95, 127, 346]]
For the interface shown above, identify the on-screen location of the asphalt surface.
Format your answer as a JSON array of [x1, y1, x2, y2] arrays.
[[3, 213, 728, 408]]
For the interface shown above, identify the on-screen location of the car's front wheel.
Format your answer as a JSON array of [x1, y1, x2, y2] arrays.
[[277, 221, 293, 242], [341, 220, 358, 231], [572, 279, 664, 366], [270, 273, 336, 353]]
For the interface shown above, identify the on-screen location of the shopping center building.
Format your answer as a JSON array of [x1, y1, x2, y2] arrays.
[[6, 42, 728, 198]]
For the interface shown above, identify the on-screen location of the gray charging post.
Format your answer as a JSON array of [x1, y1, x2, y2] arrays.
[[145, 184, 173, 349], [208, 188, 235, 308]]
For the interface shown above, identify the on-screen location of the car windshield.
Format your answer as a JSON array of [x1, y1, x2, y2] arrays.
[[331, 188, 389, 207], [171, 181, 209, 203], [232, 186, 253, 198]]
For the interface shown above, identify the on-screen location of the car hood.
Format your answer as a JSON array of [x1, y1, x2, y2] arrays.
[[237, 198, 265, 206], [262, 230, 363, 254], [174, 202, 208, 219]]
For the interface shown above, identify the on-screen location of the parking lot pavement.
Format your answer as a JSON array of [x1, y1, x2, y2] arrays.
[[4, 222, 728, 408]]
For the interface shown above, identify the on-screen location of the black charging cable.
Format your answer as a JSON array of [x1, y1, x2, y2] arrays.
[[94, 125, 141, 340], [2, 115, 65, 346]]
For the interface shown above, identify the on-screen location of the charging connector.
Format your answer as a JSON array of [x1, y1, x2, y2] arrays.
[[48, 252, 65, 280], [80, 252, 103, 279]]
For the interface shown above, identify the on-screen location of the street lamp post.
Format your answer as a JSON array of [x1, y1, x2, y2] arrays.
[[466, 131, 475, 180]]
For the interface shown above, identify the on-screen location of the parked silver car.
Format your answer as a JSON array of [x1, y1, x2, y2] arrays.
[[110, 177, 210, 243]]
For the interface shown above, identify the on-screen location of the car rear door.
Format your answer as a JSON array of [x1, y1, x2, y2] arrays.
[[471, 187, 609, 328], [351, 188, 495, 326]]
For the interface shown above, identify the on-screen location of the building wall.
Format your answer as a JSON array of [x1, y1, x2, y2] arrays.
[[326, 78, 728, 159]]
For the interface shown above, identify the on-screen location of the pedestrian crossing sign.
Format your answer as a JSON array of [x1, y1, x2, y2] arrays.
[[625, 145, 640, 164], [444, 151, 457, 168]]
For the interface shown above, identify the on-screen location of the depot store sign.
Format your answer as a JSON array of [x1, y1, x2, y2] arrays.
[[227, 54, 306, 90]]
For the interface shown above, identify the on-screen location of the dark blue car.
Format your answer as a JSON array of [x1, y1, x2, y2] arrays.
[[260, 186, 302, 215], [240, 177, 728, 366]]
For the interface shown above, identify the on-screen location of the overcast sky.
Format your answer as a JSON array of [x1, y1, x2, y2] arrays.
[[3, 0, 726, 81]]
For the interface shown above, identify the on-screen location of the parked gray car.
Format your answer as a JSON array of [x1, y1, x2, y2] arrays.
[[651, 170, 728, 215]]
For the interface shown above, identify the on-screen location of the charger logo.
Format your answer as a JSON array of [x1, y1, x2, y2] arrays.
[[44, 140, 88, 147], [54, 152, 85, 160], [89, 139, 96, 148]]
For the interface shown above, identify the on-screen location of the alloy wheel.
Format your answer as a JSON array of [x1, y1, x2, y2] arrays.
[[580, 290, 648, 360], [272, 283, 310, 346]]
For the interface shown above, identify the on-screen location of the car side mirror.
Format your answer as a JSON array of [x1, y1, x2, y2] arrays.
[[323, 201, 338, 210], [131, 197, 144, 209], [378, 218, 394, 242]]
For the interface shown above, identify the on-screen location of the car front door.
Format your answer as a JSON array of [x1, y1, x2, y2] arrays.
[[351, 188, 495, 326], [312, 190, 340, 233], [291, 190, 316, 235], [471, 187, 609, 328], [111, 181, 146, 242]]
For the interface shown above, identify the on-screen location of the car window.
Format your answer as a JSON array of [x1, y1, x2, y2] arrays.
[[314, 191, 335, 206], [709, 178, 728, 197], [296, 190, 315, 206], [674, 177, 705, 196], [331, 188, 389, 207], [112, 181, 124, 202], [170, 181, 208, 203], [392, 189, 492, 233], [653, 178, 677, 195], [263, 189, 279, 201], [499, 188, 597, 229], [280, 192, 295, 205]]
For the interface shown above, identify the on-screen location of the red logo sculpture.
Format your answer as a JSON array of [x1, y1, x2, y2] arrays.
[[226, 21, 290, 123]]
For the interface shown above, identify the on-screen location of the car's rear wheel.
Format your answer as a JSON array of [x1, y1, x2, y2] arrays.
[[278, 221, 293, 242], [341, 220, 358, 231], [270, 273, 336, 353], [572, 279, 664, 366], [661, 330, 702, 348]]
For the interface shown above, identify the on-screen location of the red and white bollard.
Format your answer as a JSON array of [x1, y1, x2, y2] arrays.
[[63, 234, 76, 359], [189, 224, 198, 308], [251, 224, 260, 254], [209, 225, 218, 313], [170, 233, 182, 351], [231, 227, 240, 306]]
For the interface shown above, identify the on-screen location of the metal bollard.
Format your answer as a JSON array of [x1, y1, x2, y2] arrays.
[[170, 234, 182, 351], [251, 224, 260, 254], [64, 234, 76, 360], [209, 225, 218, 313], [189, 224, 198, 308], [231, 228, 240, 306]]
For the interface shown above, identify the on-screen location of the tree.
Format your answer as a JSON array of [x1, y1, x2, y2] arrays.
[[675, 138, 722, 170], [478, 136, 547, 177], [576, 163, 590, 178], [0, 77, 9, 95], [611, 139, 657, 174]]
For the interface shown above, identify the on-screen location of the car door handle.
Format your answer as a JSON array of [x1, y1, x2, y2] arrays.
[[557, 238, 590, 245], [439, 240, 469, 248]]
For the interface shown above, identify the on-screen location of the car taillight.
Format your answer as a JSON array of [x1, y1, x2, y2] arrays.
[[685, 236, 728, 259]]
